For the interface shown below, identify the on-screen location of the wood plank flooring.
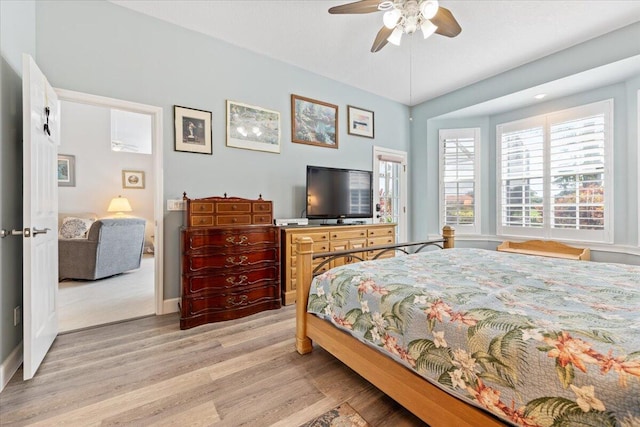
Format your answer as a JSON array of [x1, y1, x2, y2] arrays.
[[0, 306, 427, 426]]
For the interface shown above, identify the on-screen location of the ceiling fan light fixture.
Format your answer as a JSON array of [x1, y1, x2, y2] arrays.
[[421, 20, 438, 39], [387, 27, 403, 46], [383, 9, 401, 29], [419, 0, 439, 20]]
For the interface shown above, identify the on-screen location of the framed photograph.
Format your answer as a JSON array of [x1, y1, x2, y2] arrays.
[[347, 105, 375, 139], [291, 94, 338, 149], [226, 100, 281, 153], [57, 154, 76, 187], [174, 105, 212, 154], [122, 170, 145, 189]]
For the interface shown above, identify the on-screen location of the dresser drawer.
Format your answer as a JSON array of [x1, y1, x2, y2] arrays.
[[185, 228, 277, 251], [253, 202, 272, 213], [368, 236, 394, 246], [185, 247, 279, 272], [216, 215, 252, 226], [330, 229, 367, 240], [216, 202, 252, 214], [368, 226, 395, 237], [252, 214, 272, 225], [182, 282, 280, 316], [190, 215, 214, 227], [191, 202, 214, 213], [183, 265, 278, 295]]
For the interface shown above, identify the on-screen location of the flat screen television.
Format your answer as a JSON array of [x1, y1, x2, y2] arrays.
[[306, 165, 373, 223]]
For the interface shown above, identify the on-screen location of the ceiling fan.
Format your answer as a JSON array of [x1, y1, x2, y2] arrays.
[[329, 0, 462, 53]]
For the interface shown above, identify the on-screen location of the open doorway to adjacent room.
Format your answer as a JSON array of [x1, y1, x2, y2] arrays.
[[56, 93, 163, 332]]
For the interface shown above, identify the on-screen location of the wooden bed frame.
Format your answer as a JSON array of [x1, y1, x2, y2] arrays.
[[295, 226, 507, 427]]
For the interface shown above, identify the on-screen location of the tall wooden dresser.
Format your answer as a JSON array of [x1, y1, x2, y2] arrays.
[[280, 223, 396, 305], [180, 194, 281, 329]]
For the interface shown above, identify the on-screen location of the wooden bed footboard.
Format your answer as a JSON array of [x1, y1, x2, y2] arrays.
[[295, 226, 506, 427]]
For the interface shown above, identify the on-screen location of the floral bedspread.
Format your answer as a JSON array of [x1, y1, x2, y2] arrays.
[[307, 248, 640, 427]]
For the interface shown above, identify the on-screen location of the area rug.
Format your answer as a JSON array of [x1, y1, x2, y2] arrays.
[[299, 402, 371, 427]]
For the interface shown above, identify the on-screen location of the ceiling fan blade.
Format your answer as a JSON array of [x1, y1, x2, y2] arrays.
[[329, 0, 381, 14], [371, 25, 393, 53], [432, 6, 462, 38]]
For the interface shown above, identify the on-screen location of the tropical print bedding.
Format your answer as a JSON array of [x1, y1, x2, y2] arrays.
[[306, 248, 640, 427]]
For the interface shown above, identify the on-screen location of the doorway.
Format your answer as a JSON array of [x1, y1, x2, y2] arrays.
[[373, 146, 408, 243], [55, 89, 164, 331]]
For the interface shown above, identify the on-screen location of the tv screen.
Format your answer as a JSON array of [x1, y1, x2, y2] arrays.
[[306, 165, 372, 221]]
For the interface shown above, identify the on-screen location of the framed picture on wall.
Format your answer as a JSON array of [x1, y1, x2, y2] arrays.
[[291, 94, 338, 149], [57, 154, 76, 187], [174, 105, 212, 154], [226, 100, 281, 153], [347, 105, 374, 139], [122, 170, 145, 189]]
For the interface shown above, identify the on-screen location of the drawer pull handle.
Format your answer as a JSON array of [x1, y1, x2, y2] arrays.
[[226, 275, 248, 285], [226, 255, 248, 266], [232, 205, 237, 210], [360, 232, 365, 236], [199, 218, 207, 224], [227, 295, 248, 307], [226, 235, 249, 245], [232, 218, 238, 223], [332, 234, 337, 238], [199, 206, 205, 211]]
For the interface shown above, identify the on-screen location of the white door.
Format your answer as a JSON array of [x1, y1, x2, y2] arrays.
[[22, 54, 59, 380], [373, 147, 408, 242]]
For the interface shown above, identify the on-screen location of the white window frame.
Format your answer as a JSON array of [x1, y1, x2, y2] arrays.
[[497, 99, 613, 243], [439, 128, 481, 235], [373, 146, 408, 243]]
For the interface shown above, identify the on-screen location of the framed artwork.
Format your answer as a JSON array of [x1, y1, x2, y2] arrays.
[[174, 105, 212, 154], [226, 100, 281, 153], [347, 105, 375, 139], [122, 170, 145, 189], [57, 154, 76, 187], [291, 94, 338, 149]]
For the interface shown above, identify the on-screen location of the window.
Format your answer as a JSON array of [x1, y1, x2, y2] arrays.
[[439, 128, 481, 234], [497, 100, 613, 242]]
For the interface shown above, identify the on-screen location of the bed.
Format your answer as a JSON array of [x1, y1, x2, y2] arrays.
[[295, 227, 640, 427]]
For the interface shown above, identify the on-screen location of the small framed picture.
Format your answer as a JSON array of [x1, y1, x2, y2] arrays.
[[174, 105, 212, 154], [226, 100, 281, 153], [122, 170, 145, 189], [291, 94, 338, 149], [57, 154, 76, 187], [347, 106, 374, 139]]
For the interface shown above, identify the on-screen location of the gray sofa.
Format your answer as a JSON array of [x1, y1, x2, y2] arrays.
[[58, 218, 146, 280]]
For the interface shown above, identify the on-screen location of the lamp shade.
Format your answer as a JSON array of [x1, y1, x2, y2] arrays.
[[107, 196, 133, 214]]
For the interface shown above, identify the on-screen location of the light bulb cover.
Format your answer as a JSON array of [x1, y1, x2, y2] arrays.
[[419, 0, 439, 20], [387, 27, 403, 46], [383, 9, 401, 29], [421, 20, 438, 39]]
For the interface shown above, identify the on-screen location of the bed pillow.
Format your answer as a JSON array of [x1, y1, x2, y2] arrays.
[[58, 217, 95, 239]]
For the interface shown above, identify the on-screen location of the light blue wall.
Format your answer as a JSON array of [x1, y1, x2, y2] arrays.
[[0, 0, 35, 373], [33, 0, 410, 299], [410, 22, 640, 260]]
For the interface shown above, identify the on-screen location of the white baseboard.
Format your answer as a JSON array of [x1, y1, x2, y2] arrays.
[[1, 342, 23, 393], [162, 298, 179, 315]]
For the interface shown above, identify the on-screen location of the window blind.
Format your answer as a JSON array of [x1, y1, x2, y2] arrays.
[[439, 128, 480, 233]]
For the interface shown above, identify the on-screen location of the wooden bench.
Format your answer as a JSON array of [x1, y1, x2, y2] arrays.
[[497, 240, 590, 261]]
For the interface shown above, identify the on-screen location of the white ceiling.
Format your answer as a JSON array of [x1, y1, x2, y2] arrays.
[[110, 1, 640, 107]]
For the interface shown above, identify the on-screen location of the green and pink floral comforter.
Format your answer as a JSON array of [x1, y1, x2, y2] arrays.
[[307, 248, 640, 427]]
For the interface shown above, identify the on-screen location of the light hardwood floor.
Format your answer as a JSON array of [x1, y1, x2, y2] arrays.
[[0, 306, 427, 426]]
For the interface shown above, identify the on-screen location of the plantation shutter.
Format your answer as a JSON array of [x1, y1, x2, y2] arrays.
[[439, 128, 480, 234], [498, 121, 545, 235], [497, 100, 612, 242], [549, 113, 606, 231]]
